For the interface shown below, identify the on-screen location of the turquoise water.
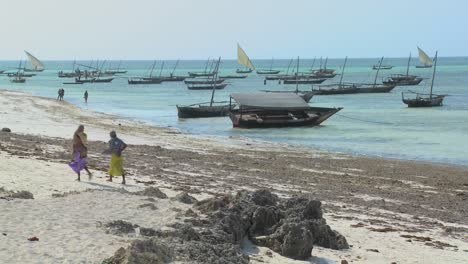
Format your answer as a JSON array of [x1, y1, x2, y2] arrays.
[[1, 58, 467, 165]]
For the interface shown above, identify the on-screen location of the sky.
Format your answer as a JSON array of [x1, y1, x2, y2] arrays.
[[0, 0, 466, 60]]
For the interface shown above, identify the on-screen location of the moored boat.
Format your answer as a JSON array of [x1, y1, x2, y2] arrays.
[[219, 75, 247, 79], [403, 51, 446, 107], [187, 83, 227, 90], [228, 92, 342, 128], [184, 78, 225, 85], [236, 44, 255, 74], [23, 51, 45, 72], [415, 46, 433, 68]]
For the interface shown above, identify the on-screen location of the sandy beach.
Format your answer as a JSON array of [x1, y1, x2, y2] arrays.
[[0, 89, 467, 263]]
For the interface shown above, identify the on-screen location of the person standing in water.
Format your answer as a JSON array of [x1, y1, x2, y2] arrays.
[[104, 131, 127, 184], [84, 90, 88, 103], [69, 125, 92, 181]]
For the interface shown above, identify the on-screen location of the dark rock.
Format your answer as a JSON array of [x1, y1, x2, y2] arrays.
[[104, 239, 172, 264], [238, 189, 278, 207], [284, 197, 322, 220], [1, 128, 11, 133], [104, 220, 137, 236], [136, 187, 167, 199], [195, 196, 230, 213], [138, 203, 158, 210], [341, 260, 349, 264], [9, 190, 34, 199], [139, 227, 160, 237], [173, 192, 197, 204], [184, 208, 198, 218], [249, 206, 282, 237]]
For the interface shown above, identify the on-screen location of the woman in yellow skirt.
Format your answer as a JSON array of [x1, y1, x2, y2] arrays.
[[104, 131, 128, 184]]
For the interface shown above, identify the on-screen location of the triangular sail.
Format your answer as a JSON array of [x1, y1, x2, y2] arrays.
[[237, 44, 255, 70], [24, 51, 45, 70], [417, 47, 433, 66]]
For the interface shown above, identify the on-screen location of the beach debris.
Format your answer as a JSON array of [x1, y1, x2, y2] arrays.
[[135, 187, 168, 199], [341, 260, 349, 264], [27, 236, 39, 241], [104, 220, 138, 236], [366, 248, 380, 253], [1, 127, 11, 132], [138, 203, 158, 210], [2, 233, 7, 236], [172, 192, 197, 204], [0, 188, 34, 200]]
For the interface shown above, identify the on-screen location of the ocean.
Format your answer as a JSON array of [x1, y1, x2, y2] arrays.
[[1, 57, 467, 165]]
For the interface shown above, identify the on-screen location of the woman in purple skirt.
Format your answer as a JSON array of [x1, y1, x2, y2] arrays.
[[69, 125, 92, 181]]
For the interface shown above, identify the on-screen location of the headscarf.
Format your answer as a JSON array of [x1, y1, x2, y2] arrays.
[[73, 125, 87, 156]]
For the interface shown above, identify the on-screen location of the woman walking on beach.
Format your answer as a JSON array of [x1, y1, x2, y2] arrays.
[[104, 131, 127, 184], [69, 125, 92, 181]]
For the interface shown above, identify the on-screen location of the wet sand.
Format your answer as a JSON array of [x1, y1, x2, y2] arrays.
[[1, 90, 467, 263]]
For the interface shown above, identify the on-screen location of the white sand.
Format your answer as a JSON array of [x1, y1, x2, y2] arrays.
[[1, 90, 467, 263]]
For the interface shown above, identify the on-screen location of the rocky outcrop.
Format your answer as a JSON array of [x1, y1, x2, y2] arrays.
[[135, 187, 168, 199], [172, 192, 197, 204], [104, 190, 348, 263]]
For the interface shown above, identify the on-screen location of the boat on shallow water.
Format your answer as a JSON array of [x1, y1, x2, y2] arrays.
[[402, 51, 446, 107], [218, 75, 247, 79], [372, 65, 393, 70], [228, 92, 342, 128], [283, 78, 326, 85], [187, 83, 227, 90], [236, 68, 252, 74], [236, 44, 255, 74], [177, 57, 233, 118], [128, 77, 162, 84], [383, 53, 424, 86], [184, 78, 225, 85]]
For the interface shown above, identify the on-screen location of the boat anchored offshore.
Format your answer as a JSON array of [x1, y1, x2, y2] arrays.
[[402, 51, 446, 107], [257, 58, 280, 75], [228, 92, 342, 128], [236, 43, 255, 74], [415, 46, 433, 68], [128, 61, 162, 84], [24, 51, 45, 72], [383, 53, 423, 86], [313, 57, 360, 95], [177, 57, 233, 118]]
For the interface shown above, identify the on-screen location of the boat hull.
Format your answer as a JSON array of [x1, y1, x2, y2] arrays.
[[228, 107, 341, 128], [383, 78, 423, 86], [187, 83, 227, 90], [355, 84, 396, 93], [415, 65, 432, 68], [184, 79, 225, 85], [257, 70, 281, 75], [402, 95, 445, 107], [236, 69, 252, 74], [283, 79, 326, 84], [177, 104, 231, 118], [219, 75, 247, 79], [188, 72, 215, 77]]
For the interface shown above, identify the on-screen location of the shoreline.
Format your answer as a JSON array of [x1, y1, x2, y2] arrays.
[[1, 89, 467, 263], [2, 88, 467, 169]]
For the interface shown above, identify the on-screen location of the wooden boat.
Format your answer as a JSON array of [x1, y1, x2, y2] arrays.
[[313, 57, 356, 95], [313, 84, 358, 95], [160, 75, 186, 82], [76, 77, 113, 83], [0, 70, 5, 74], [187, 83, 227, 90], [7, 72, 35, 77], [415, 47, 433, 68], [383, 53, 424, 86], [218, 75, 247, 79], [23, 51, 45, 72], [177, 57, 233, 118], [403, 52, 446, 107], [372, 65, 393, 70], [236, 69, 252, 74], [228, 92, 342, 128], [355, 83, 396, 93], [283, 78, 326, 84], [128, 61, 162, 85], [236, 44, 255, 74], [257, 69, 280, 75], [188, 72, 215, 77], [9, 61, 27, 83], [257, 57, 280, 75], [311, 57, 336, 76], [104, 61, 127, 74], [63, 81, 84, 85], [128, 78, 162, 84], [184, 78, 225, 85]]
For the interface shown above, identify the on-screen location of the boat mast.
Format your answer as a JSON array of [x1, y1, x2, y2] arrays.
[[171, 59, 180, 76], [406, 53, 411, 76], [149, 60, 157, 78], [339, 56, 348, 87], [310, 57, 316, 71], [270, 58, 274, 71], [429, 51, 438, 99], [319, 57, 323, 71], [209, 57, 221, 107], [159, 61, 165, 77], [373, 57, 384, 89], [203, 57, 210, 73], [324, 57, 328, 70], [295, 56, 300, 93], [285, 58, 293, 74]]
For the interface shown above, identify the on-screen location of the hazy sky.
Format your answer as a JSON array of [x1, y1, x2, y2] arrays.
[[0, 0, 465, 60]]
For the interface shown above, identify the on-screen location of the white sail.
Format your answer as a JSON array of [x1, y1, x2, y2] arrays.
[[24, 51, 45, 70], [417, 47, 433, 66], [237, 44, 255, 70]]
